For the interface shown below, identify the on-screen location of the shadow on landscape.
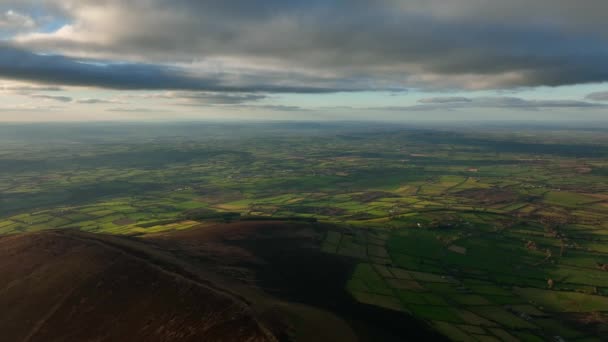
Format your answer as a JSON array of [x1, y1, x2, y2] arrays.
[[0, 221, 445, 341], [153, 221, 446, 341]]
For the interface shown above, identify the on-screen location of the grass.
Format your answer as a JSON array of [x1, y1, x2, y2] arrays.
[[544, 191, 598, 207], [407, 304, 463, 323], [469, 306, 536, 329], [514, 288, 608, 312], [348, 263, 393, 296], [350, 291, 403, 311], [432, 321, 472, 341], [2, 124, 608, 340]]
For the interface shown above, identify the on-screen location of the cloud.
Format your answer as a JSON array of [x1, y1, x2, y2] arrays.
[[1, 84, 125, 104], [0, 10, 36, 33], [472, 97, 604, 109], [106, 107, 163, 113], [376, 96, 606, 111], [418, 97, 472, 104], [30, 94, 72, 102], [74, 98, 122, 104], [241, 105, 307, 112], [586, 91, 608, 102], [0, 104, 61, 112], [0, 84, 63, 92], [5, 0, 608, 91], [148, 91, 268, 105], [0, 44, 377, 93]]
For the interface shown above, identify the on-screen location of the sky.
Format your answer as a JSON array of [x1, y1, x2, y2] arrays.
[[0, 0, 607, 122]]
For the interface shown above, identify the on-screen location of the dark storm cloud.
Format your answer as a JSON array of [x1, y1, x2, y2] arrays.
[[5, 0, 608, 90], [0, 44, 370, 93]]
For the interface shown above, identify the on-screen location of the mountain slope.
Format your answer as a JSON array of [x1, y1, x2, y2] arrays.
[[0, 230, 278, 342], [0, 221, 445, 342]]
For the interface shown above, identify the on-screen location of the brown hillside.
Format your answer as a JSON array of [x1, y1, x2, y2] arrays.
[[0, 221, 445, 342], [0, 230, 278, 342]]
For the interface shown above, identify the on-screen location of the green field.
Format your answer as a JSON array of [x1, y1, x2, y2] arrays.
[[1, 122, 607, 340]]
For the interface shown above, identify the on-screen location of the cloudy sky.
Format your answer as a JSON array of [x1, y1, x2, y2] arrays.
[[0, 0, 607, 121]]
